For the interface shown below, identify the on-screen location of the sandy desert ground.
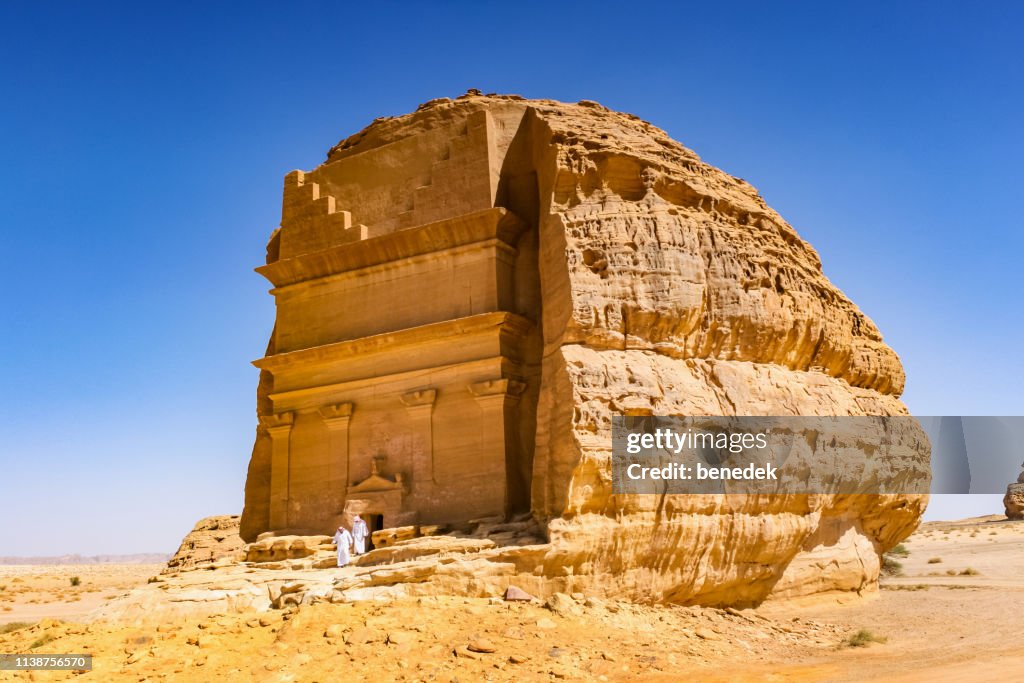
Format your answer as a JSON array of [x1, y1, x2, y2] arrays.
[[0, 516, 1021, 682], [0, 565, 160, 626]]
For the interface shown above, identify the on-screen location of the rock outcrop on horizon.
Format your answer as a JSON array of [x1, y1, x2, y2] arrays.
[[235, 92, 929, 606], [1006, 464, 1024, 520]]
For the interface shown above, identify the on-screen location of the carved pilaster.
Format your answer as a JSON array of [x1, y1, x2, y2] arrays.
[[401, 389, 437, 486], [468, 378, 527, 516], [318, 402, 354, 514], [259, 411, 295, 530]]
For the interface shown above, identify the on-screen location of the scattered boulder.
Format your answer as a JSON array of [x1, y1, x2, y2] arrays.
[[546, 593, 581, 617], [467, 638, 497, 653], [504, 585, 535, 602]]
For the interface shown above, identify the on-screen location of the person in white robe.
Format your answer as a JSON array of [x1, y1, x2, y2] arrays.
[[351, 514, 369, 555], [333, 525, 353, 567]]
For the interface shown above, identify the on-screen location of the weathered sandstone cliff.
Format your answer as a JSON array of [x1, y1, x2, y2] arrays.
[[239, 92, 929, 605]]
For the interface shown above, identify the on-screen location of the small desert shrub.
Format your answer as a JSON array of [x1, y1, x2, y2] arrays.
[[30, 633, 56, 649], [990, 531, 997, 535], [959, 567, 980, 576], [927, 557, 942, 564], [844, 629, 888, 648], [0, 622, 32, 635], [881, 556, 904, 576], [69, 576, 81, 587], [888, 544, 910, 557]]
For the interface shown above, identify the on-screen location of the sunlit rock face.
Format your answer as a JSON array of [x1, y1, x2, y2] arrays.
[[239, 92, 929, 604]]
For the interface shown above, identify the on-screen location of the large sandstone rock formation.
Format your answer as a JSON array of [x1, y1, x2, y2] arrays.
[[239, 92, 929, 605]]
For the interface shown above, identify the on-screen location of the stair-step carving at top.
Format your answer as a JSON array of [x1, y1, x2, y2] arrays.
[[276, 170, 368, 260]]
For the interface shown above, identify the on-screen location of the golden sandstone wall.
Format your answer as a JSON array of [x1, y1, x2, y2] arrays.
[[240, 92, 928, 604]]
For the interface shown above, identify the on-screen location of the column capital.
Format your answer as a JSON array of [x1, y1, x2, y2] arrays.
[[318, 402, 354, 428], [260, 411, 295, 432], [401, 388, 437, 408], [468, 378, 525, 398]]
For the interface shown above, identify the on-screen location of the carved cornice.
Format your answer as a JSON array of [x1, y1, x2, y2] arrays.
[[256, 207, 527, 289], [253, 311, 533, 373]]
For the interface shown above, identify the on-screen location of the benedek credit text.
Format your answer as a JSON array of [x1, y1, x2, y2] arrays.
[[625, 462, 778, 481]]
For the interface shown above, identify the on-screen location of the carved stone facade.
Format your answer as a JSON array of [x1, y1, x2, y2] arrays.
[[242, 106, 545, 538]]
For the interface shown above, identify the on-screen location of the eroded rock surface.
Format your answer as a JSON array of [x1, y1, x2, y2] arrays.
[[165, 516, 246, 574], [233, 92, 928, 607]]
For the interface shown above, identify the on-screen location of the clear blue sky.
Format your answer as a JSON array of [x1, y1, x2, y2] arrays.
[[1, 2, 1021, 555]]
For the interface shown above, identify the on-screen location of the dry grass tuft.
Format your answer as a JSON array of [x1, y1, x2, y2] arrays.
[[843, 629, 888, 648], [881, 556, 904, 576], [0, 621, 33, 635], [29, 633, 56, 649]]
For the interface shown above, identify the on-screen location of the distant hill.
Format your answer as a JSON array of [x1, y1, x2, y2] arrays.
[[0, 553, 170, 565]]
